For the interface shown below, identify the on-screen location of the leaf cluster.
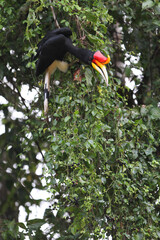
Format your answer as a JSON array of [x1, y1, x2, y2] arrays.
[[1, 0, 160, 239], [43, 79, 160, 239]]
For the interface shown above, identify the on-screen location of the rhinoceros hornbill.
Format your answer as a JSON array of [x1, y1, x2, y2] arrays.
[[35, 27, 110, 114]]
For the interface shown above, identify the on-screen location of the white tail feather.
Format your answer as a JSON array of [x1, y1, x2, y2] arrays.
[[44, 61, 69, 115], [44, 98, 49, 115], [44, 71, 50, 115]]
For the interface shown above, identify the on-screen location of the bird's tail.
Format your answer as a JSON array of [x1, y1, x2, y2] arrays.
[[44, 61, 68, 115], [44, 71, 50, 115]]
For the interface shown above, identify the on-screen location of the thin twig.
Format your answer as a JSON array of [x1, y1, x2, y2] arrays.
[[49, 0, 60, 29], [35, 140, 45, 161]]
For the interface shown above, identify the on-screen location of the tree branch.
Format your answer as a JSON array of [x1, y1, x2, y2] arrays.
[[49, 0, 60, 29]]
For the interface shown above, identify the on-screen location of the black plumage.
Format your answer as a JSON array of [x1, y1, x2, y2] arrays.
[[36, 27, 93, 76]]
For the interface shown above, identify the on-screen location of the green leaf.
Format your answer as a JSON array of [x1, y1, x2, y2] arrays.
[[85, 68, 93, 86], [135, 233, 144, 240], [153, 19, 160, 26], [64, 116, 71, 122], [52, 145, 58, 151], [157, 231, 160, 238], [27, 219, 45, 230], [125, 67, 131, 77], [150, 107, 160, 119], [155, 3, 160, 14], [140, 106, 148, 116], [74, 128, 78, 134], [144, 147, 153, 156], [18, 222, 27, 230], [86, 12, 98, 22], [71, 226, 77, 235], [142, 0, 155, 9]]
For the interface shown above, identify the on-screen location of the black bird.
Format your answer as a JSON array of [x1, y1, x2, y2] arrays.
[[35, 27, 110, 114]]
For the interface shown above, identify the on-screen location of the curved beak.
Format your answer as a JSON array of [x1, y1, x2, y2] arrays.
[[92, 55, 110, 86]]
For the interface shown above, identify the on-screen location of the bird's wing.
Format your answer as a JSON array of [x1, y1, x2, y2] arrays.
[[36, 34, 67, 76], [50, 27, 72, 38], [35, 28, 72, 60]]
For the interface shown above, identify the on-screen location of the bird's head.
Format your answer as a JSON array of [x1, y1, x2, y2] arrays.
[[91, 51, 110, 86]]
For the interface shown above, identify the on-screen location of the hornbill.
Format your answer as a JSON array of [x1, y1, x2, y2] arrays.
[[35, 27, 110, 114]]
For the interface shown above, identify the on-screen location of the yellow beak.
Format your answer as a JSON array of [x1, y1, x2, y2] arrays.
[[92, 59, 109, 86]]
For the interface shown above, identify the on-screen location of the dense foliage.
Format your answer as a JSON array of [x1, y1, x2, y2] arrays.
[[0, 0, 160, 239], [43, 80, 160, 239]]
